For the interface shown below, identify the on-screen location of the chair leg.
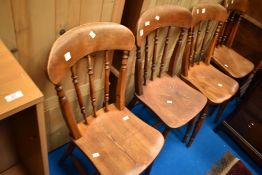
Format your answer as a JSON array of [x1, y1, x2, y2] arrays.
[[145, 162, 153, 175], [162, 126, 170, 139], [127, 96, 138, 110], [214, 100, 228, 123], [59, 142, 75, 165], [70, 154, 88, 175], [182, 116, 198, 143], [187, 104, 209, 147], [207, 104, 217, 118], [153, 120, 162, 129]]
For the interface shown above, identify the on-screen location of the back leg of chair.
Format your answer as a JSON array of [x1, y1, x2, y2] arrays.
[[162, 126, 170, 139], [59, 142, 76, 165], [214, 100, 229, 123], [187, 104, 209, 147]]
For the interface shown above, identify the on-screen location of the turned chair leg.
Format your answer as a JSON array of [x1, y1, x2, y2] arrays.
[[70, 154, 88, 175], [127, 96, 138, 110], [59, 142, 75, 165], [214, 100, 228, 123], [182, 116, 198, 143], [187, 104, 209, 147], [207, 103, 218, 118], [162, 126, 170, 139]]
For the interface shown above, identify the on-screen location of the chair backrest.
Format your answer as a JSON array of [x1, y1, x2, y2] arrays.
[[218, 0, 249, 47], [47, 22, 135, 139], [184, 3, 228, 74], [135, 5, 192, 95]]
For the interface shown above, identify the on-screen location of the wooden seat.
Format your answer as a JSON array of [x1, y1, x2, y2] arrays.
[[137, 73, 207, 128], [76, 104, 163, 175], [184, 62, 239, 104], [181, 3, 239, 123], [213, 46, 254, 78], [213, 0, 254, 78], [47, 22, 164, 175], [134, 5, 207, 147]]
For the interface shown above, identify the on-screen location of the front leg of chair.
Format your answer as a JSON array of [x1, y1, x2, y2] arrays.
[[59, 141, 76, 165], [162, 126, 170, 139], [182, 116, 198, 143], [187, 103, 209, 147], [70, 154, 89, 175]]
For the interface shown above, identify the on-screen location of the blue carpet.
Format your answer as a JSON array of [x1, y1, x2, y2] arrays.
[[49, 99, 262, 174]]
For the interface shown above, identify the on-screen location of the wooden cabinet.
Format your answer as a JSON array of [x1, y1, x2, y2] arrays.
[[0, 40, 49, 175], [218, 68, 262, 167]]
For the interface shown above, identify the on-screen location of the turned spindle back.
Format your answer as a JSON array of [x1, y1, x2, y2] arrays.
[[47, 22, 134, 139], [135, 5, 192, 95], [218, 0, 249, 47], [186, 3, 228, 72]]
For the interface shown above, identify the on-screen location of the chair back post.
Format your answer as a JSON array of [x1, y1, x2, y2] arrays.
[[116, 50, 129, 110], [55, 84, 82, 139]]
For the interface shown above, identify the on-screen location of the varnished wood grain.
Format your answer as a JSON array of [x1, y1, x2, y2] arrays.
[[0, 40, 43, 119], [0, 40, 48, 175], [213, 46, 254, 78], [212, 0, 255, 79], [137, 74, 207, 128], [76, 104, 164, 175], [136, 5, 192, 47], [135, 5, 207, 147], [47, 23, 135, 84], [182, 62, 239, 104], [191, 3, 228, 26], [47, 23, 163, 174]]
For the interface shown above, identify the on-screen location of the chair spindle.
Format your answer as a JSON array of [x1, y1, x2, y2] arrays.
[[205, 22, 223, 64], [104, 50, 110, 112], [217, 21, 226, 46], [198, 21, 210, 64], [87, 55, 97, 118], [193, 26, 201, 65], [168, 28, 185, 77], [159, 26, 171, 78], [189, 28, 194, 66], [182, 29, 192, 76], [144, 36, 149, 85], [150, 29, 159, 81], [135, 46, 143, 96], [70, 67, 88, 124]]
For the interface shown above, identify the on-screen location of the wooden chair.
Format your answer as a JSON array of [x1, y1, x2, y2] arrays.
[[213, 0, 254, 79], [134, 5, 207, 147], [47, 22, 164, 175], [181, 3, 239, 124]]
